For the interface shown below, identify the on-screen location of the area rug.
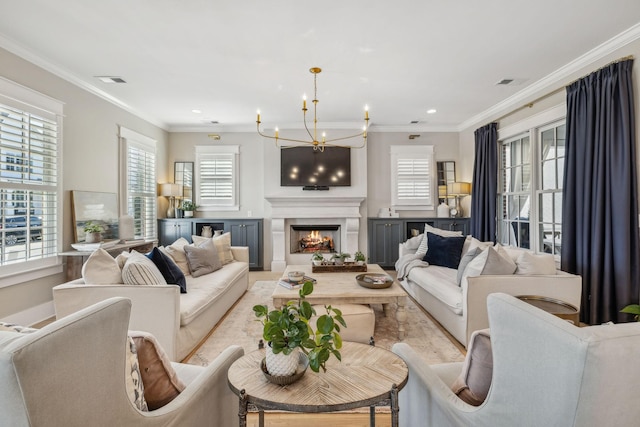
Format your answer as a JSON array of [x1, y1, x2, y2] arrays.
[[186, 281, 465, 367]]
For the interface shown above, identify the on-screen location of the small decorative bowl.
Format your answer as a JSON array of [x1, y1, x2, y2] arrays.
[[356, 273, 394, 289], [287, 271, 305, 283]]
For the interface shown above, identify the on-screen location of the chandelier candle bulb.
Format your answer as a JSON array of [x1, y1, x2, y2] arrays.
[[365, 105, 369, 120], [256, 110, 261, 123]]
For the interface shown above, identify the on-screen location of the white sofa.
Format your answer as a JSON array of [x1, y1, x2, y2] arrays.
[[53, 246, 250, 361], [396, 236, 582, 347]]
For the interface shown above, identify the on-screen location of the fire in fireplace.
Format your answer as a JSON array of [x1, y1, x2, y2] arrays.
[[290, 225, 340, 254]]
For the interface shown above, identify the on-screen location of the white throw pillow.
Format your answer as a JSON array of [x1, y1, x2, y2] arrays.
[[163, 238, 191, 275], [462, 246, 517, 279], [515, 251, 557, 275], [404, 233, 424, 251], [82, 248, 124, 284], [461, 236, 493, 257], [416, 224, 463, 256], [115, 250, 132, 270], [122, 251, 167, 286]]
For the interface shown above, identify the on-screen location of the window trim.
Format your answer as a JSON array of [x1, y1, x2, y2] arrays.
[[390, 145, 436, 210], [497, 104, 566, 257], [195, 145, 240, 212], [0, 77, 63, 287]]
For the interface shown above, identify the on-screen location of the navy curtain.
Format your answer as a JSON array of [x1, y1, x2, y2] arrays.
[[562, 59, 639, 324], [470, 123, 498, 242]]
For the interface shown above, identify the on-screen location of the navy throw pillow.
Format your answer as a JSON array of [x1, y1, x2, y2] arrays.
[[146, 247, 187, 293], [422, 232, 467, 269]]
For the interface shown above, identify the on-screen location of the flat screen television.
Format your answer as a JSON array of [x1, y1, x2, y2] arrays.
[[280, 147, 351, 187]]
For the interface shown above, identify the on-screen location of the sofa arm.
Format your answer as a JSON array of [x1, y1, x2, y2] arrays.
[[230, 246, 249, 263], [464, 273, 582, 344], [52, 282, 182, 361]]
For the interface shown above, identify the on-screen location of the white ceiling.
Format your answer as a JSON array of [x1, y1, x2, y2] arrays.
[[1, 1, 640, 132]]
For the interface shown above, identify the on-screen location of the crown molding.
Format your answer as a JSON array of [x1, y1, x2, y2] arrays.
[[0, 34, 169, 131], [457, 22, 640, 132]]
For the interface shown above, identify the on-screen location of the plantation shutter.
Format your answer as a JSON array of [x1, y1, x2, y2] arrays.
[[390, 145, 435, 210], [195, 145, 239, 210], [120, 127, 156, 240], [0, 91, 61, 268]]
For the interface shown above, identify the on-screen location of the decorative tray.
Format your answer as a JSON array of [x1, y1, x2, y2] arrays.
[[312, 262, 367, 273], [355, 273, 394, 289], [70, 240, 119, 251], [260, 352, 309, 385]]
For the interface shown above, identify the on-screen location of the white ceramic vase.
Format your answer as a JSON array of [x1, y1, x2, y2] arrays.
[[184, 210, 193, 218], [201, 225, 213, 238], [265, 346, 299, 377], [85, 231, 102, 243]]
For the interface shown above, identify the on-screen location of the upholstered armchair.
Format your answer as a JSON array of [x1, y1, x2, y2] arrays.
[[392, 293, 640, 427], [0, 297, 244, 427]]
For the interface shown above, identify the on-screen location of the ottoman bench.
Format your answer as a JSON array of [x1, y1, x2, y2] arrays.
[[312, 303, 375, 344]]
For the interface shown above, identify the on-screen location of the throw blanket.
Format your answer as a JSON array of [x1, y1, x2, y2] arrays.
[[395, 253, 429, 280]]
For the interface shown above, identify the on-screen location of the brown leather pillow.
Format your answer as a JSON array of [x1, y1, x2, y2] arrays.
[[129, 331, 186, 410], [450, 329, 493, 406]]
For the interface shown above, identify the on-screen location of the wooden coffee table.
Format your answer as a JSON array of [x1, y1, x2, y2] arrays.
[[274, 264, 409, 339], [227, 341, 409, 427]]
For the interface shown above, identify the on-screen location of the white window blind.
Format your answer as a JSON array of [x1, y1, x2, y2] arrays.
[[390, 145, 435, 210], [120, 127, 156, 239], [195, 145, 239, 210], [0, 94, 60, 269]]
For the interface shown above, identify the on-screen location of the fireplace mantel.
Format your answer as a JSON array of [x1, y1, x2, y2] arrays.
[[266, 196, 365, 271], [266, 196, 365, 219]]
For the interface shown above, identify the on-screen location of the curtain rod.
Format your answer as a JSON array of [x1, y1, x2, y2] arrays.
[[494, 55, 634, 124]]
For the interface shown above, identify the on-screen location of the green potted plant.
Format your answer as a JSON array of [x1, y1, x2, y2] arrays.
[[331, 252, 350, 266], [181, 200, 198, 218], [253, 281, 346, 375], [621, 304, 640, 321], [83, 221, 103, 243], [354, 251, 366, 265], [311, 250, 325, 266]]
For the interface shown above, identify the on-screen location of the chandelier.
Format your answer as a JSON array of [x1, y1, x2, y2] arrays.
[[256, 67, 369, 152]]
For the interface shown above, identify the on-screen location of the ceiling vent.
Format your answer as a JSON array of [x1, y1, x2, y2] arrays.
[[496, 78, 514, 85], [95, 76, 126, 83], [410, 120, 419, 124]]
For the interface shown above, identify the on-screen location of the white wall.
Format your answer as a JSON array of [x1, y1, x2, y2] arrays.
[[0, 47, 168, 320]]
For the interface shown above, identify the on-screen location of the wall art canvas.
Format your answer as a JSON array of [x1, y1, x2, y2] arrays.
[[71, 191, 119, 242]]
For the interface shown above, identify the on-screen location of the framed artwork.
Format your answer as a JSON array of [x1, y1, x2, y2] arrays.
[[71, 191, 119, 242]]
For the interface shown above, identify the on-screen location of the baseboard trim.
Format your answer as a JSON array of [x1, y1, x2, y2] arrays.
[[0, 300, 55, 327]]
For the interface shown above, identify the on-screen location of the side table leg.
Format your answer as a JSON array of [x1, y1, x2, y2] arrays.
[[396, 298, 408, 340], [369, 405, 376, 427], [238, 389, 248, 427], [390, 383, 399, 427]]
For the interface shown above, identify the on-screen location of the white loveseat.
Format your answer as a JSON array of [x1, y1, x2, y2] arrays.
[[53, 246, 249, 361], [396, 231, 582, 347]]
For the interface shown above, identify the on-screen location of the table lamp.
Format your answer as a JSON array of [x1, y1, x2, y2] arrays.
[[447, 182, 471, 217], [159, 183, 183, 218]]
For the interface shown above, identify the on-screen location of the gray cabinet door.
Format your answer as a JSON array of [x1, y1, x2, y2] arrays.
[[158, 219, 192, 246], [434, 218, 469, 235], [368, 220, 403, 268], [227, 220, 263, 270]]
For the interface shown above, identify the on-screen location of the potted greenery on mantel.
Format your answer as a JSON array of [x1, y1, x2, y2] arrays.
[[180, 201, 197, 218], [253, 281, 346, 375], [83, 221, 103, 243]]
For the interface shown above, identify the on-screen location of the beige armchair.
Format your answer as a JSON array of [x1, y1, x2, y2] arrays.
[[0, 297, 243, 427], [392, 293, 640, 427]]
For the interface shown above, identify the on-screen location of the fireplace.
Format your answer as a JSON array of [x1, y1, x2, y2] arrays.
[[290, 225, 340, 254]]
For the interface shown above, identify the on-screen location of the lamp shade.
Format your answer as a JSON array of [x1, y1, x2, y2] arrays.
[[448, 182, 471, 196], [159, 183, 183, 197]]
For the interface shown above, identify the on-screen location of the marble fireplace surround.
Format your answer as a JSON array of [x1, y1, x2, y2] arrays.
[[266, 196, 365, 272]]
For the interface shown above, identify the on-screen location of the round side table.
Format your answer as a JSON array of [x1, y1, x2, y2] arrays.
[[227, 342, 408, 427]]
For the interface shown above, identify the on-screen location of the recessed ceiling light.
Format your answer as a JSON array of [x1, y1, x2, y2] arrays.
[[427, 109, 437, 114], [95, 76, 126, 83], [192, 109, 202, 114]]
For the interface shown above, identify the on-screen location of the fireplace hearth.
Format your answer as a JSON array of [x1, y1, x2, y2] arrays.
[[290, 225, 340, 254]]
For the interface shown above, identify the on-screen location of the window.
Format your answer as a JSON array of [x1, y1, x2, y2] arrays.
[[119, 127, 156, 239], [0, 79, 62, 277], [195, 145, 239, 211], [390, 145, 435, 210], [497, 119, 565, 256]]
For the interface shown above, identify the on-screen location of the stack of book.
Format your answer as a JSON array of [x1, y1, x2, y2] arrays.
[[278, 275, 317, 289]]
